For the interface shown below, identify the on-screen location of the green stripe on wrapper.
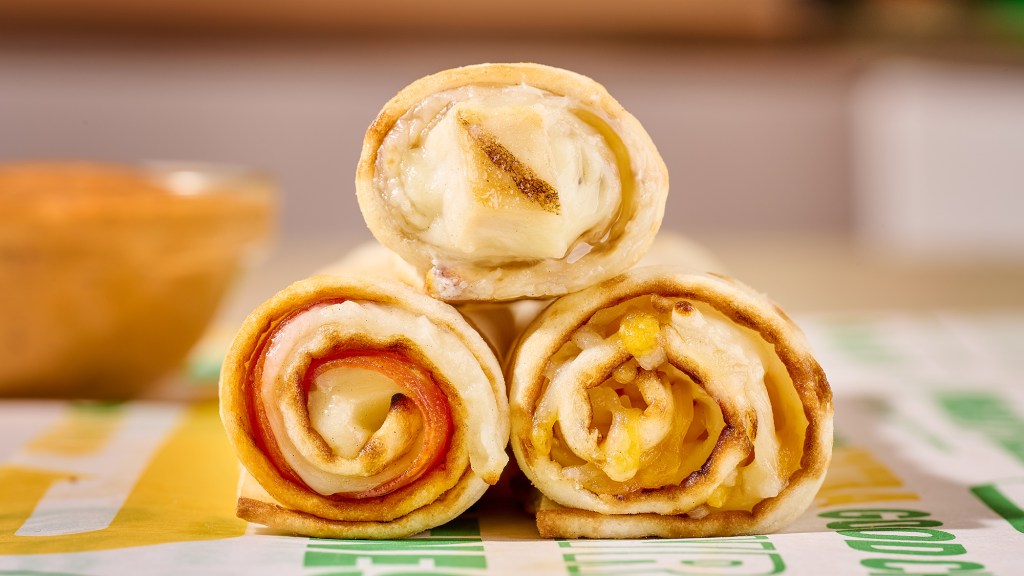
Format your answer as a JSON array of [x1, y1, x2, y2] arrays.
[[971, 482, 1024, 534]]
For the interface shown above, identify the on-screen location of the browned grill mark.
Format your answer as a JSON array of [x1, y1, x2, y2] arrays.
[[458, 113, 561, 214]]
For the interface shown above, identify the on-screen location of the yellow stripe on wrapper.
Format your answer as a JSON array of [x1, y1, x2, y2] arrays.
[[0, 403, 245, 555]]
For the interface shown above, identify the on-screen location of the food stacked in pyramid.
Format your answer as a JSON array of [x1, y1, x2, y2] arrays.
[[219, 63, 833, 539]]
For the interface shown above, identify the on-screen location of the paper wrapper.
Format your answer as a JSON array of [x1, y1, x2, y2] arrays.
[[5, 312, 1024, 574], [219, 274, 509, 539], [508, 266, 833, 538], [355, 62, 668, 302]]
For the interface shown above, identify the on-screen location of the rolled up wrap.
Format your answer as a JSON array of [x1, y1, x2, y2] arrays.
[[356, 62, 668, 302], [219, 275, 509, 538], [508, 266, 833, 538]]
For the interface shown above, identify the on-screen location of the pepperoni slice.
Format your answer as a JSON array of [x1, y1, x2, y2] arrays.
[[244, 301, 453, 500]]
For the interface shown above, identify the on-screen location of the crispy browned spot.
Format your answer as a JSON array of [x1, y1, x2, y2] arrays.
[[675, 301, 694, 314], [457, 113, 560, 214]]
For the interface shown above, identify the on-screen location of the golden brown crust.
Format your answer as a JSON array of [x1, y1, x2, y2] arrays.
[[355, 62, 668, 302], [508, 265, 833, 538], [236, 469, 489, 540], [533, 493, 810, 539], [219, 274, 509, 538]]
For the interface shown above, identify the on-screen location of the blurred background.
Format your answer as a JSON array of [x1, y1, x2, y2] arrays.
[[2, 0, 1024, 324]]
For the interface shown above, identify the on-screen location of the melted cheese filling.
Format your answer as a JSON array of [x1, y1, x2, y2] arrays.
[[532, 295, 809, 512], [376, 84, 621, 263], [307, 366, 405, 461]]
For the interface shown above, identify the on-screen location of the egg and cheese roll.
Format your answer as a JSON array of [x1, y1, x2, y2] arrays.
[[508, 266, 833, 538], [356, 62, 668, 302], [219, 275, 509, 539]]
